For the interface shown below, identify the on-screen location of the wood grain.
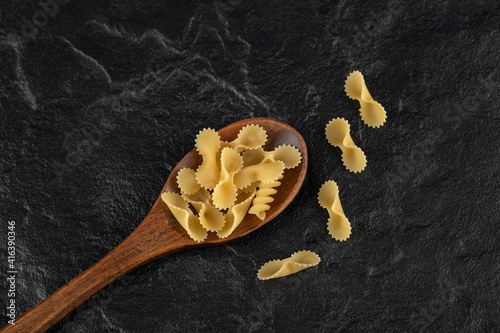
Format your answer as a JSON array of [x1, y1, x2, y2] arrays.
[[0, 117, 308, 333]]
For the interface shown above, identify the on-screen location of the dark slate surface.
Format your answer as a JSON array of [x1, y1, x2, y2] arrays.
[[1, 0, 500, 332]]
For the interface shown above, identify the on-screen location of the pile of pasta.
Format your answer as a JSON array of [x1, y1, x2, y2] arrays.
[[161, 124, 302, 242]]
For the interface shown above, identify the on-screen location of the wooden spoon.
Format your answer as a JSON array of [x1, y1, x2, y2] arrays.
[[0, 117, 308, 332]]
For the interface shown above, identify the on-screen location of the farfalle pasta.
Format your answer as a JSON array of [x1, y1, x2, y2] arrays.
[[257, 251, 321, 280], [345, 70, 387, 128], [176, 168, 200, 195], [325, 118, 366, 173], [161, 124, 302, 242], [161, 192, 208, 242], [234, 160, 285, 190], [242, 145, 302, 169], [240, 181, 260, 193], [217, 190, 256, 239], [182, 188, 226, 232], [317, 180, 351, 241], [195, 128, 222, 190], [212, 147, 243, 209], [222, 124, 268, 152]]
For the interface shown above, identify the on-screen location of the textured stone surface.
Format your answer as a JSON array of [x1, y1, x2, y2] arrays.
[[1, 0, 500, 332]]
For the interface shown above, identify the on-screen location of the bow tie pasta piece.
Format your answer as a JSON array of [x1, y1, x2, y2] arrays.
[[248, 177, 281, 220], [345, 71, 387, 128], [195, 128, 221, 190], [212, 147, 243, 209], [240, 181, 260, 193], [241, 148, 267, 167], [176, 168, 200, 195], [223, 124, 268, 152], [242, 145, 302, 169], [217, 190, 257, 238], [318, 180, 351, 241], [325, 118, 366, 173], [257, 251, 321, 280], [233, 160, 285, 190], [161, 192, 207, 242], [271, 145, 302, 169], [183, 188, 226, 232]]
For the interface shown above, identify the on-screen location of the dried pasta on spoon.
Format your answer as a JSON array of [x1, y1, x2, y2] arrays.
[[161, 123, 302, 241]]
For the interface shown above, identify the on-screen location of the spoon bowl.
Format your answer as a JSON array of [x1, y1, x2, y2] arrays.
[[166, 117, 308, 244], [1, 117, 307, 333]]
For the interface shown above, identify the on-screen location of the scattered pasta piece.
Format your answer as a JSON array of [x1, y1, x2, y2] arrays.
[[176, 168, 200, 195], [161, 192, 207, 242], [212, 147, 243, 209], [317, 180, 351, 241], [345, 71, 387, 128], [217, 190, 257, 238], [183, 188, 226, 232], [223, 124, 268, 152], [248, 177, 281, 220], [257, 251, 321, 280], [195, 128, 222, 190], [325, 118, 366, 173]]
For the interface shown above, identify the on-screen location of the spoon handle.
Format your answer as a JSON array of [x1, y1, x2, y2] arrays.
[[1, 207, 189, 333], [1, 246, 123, 332]]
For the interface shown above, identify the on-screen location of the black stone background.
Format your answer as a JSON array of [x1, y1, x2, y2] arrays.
[[1, 0, 499, 332]]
